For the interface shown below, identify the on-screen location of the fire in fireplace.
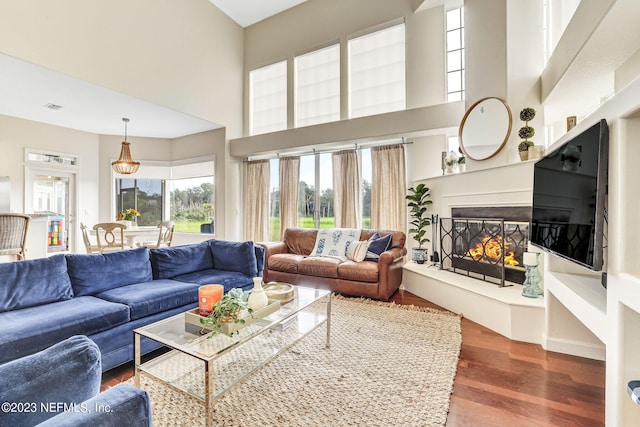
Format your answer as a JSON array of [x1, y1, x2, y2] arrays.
[[438, 207, 531, 286]]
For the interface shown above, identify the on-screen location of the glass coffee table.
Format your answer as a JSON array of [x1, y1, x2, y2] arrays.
[[134, 286, 331, 427]]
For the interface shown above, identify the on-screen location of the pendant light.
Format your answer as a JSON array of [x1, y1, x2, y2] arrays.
[[111, 117, 140, 174]]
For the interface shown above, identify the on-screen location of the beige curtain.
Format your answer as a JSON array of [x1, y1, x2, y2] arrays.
[[245, 160, 270, 242], [371, 144, 406, 231], [279, 156, 300, 239], [332, 150, 361, 228]]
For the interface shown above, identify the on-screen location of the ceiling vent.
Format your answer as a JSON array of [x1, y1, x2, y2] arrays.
[[43, 103, 63, 110]]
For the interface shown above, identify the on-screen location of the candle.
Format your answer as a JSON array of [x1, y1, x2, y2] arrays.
[[523, 252, 539, 266], [198, 284, 224, 316]]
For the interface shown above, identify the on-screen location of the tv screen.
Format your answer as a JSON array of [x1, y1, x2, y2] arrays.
[[530, 119, 608, 270]]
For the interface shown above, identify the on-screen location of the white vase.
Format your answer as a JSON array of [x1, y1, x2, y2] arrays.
[[247, 277, 269, 311]]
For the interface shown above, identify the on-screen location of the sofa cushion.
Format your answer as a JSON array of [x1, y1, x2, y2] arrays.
[[172, 269, 255, 292], [338, 260, 379, 282], [209, 239, 258, 276], [0, 255, 73, 313], [283, 228, 318, 255], [150, 241, 214, 279], [310, 228, 361, 257], [67, 247, 153, 296], [365, 233, 392, 261], [298, 256, 342, 279], [267, 253, 303, 274], [95, 279, 200, 320], [0, 296, 130, 365]]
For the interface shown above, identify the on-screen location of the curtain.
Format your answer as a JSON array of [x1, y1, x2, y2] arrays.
[[371, 144, 406, 231], [332, 150, 361, 228], [279, 156, 300, 239], [245, 160, 270, 242]]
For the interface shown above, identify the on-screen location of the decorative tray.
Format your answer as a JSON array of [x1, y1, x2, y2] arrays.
[[263, 282, 295, 303], [185, 299, 280, 336]]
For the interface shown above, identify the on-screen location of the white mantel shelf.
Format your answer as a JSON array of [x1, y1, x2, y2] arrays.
[[403, 262, 545, 345]]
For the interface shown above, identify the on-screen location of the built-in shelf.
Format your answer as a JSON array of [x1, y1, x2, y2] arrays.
[[545, 272, 607, 343]]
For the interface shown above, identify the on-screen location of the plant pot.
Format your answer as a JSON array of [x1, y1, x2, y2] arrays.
[[412, 248, 429, 264], [518, 151, 529, 161], [528, 145, 545, 160]]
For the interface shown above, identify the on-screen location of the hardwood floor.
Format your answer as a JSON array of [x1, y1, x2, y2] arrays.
[[103, 290, 605, 426]]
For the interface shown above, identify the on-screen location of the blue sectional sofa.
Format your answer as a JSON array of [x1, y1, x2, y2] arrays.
[[0, 239, 264, 372]]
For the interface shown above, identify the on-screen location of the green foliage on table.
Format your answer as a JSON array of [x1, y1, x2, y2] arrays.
[[199, 288, 253, 337]]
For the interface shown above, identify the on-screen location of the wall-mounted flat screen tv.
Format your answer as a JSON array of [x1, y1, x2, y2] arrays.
[[530, 119, 609, 271]]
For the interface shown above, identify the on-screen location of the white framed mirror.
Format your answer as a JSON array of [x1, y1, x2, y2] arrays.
[[459, 97, 512, 160]]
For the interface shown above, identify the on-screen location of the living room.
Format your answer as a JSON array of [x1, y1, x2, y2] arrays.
[[1, 0, 639, 425]]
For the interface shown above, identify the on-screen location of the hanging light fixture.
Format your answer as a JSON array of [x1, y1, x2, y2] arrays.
[[111, 117, 140, 174]]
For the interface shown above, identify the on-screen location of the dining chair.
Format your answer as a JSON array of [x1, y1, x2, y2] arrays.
[[80, 222, 100, 254], [0, 213, 30, 261], [136, 220, 175, 249], [93, 222, 126, 253]]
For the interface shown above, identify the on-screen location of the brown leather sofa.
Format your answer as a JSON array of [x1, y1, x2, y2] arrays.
[[259, 228, 407, 301]]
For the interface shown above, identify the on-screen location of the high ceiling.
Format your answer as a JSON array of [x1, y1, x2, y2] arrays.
[[0, 1, 307, 139]]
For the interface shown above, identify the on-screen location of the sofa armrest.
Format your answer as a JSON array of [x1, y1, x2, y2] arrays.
[[377, 247, 407, 301], [259, 241, 289, 260], [37, 384, 152, 427], [379, 247, 407, 265], [0, 335, 101, 426]]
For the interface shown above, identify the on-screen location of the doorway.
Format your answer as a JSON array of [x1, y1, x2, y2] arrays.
[[25, 169, 77, 253]]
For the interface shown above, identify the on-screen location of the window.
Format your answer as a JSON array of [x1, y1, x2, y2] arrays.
[[348, 23, 406, 118], [115, 160, 214, 233], [269, 158, 280, 241], [360, 148, 372, 229], [249, 61, 287, 135], [446, 8, 465, 102], [295, 44, 340, 127], [116, 179, 163, 226]]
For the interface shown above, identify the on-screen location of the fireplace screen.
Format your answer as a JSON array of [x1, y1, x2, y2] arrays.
[[439, 217, 529, 286]]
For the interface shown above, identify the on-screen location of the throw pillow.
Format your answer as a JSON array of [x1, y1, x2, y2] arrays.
[[346, 239, 369, 262], [365, 233, 393, 262], [310, 228, 361, 257]]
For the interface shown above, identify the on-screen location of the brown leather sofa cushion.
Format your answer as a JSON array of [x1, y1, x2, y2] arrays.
[[298, 256, 341, 278], [267, 253, 304, 274], [337, 260, 379, 282], [283, 228, 318, 255]]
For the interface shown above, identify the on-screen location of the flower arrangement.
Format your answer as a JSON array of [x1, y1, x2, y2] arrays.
[[117, 208, 140, 221], [199, 288, 253, 336]]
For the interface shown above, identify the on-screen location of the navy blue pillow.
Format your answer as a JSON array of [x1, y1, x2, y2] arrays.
[[365, 233, 392, 262], [209, 239, 258, 276]]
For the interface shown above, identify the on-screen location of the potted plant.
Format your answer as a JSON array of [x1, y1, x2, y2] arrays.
[[406, 183, 433, 264], [200, 288, 253, 336], [457, 147, 466, 172], [518, 107, 536, 161]]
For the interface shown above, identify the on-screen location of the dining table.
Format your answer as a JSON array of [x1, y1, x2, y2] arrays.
[[122, 226, 160, 248]]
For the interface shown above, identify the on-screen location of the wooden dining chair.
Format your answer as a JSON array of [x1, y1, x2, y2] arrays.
[[92, 222, 126, 253], [136, 221, 175, 249], [0, 213, 30, 261], [80, 222, 100, 254]]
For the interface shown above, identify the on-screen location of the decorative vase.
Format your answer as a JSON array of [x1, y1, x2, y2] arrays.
[[116, 220, 134, 229], [522, 252, 542, 298], [518, 151, 529, 161], [528, 145, 545, 160], [247, 277, 269, 310], [411, 248, 428, 265], [458, 163, 466, 173]]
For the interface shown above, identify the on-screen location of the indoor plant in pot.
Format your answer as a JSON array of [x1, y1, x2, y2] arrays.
[[199, 288, 253, 336], [406, 183, 433, 264], [518, 107, 536, 161]]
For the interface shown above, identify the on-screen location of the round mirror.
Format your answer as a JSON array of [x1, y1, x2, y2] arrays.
[[459, 97, 512, 160]]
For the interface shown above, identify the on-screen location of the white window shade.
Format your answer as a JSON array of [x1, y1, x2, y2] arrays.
[[348, 23, 406, 119], [250, 61, 287, 135], [295, 44, 340, 127]]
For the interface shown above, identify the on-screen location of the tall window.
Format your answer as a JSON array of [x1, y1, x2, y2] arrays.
[[115, 160, 214, 233], [348, 23, 406, 118], [295, 44, 340, 127], [446, 8, 465, 102], [250, 61, 287, 135], [360, 148, 372, 229], [269, 158, 280, 241]]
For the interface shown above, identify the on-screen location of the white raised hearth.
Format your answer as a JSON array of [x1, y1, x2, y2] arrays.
[[403, 263, 544, 344]]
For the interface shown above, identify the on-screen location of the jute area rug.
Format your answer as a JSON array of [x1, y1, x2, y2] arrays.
[[129, 296, 462, 427]]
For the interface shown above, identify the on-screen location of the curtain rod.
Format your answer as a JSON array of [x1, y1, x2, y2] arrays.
[[244, 138, 413, 162]]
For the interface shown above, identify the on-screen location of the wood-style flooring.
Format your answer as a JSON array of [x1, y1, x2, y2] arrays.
[[102, 289, 605, 426]]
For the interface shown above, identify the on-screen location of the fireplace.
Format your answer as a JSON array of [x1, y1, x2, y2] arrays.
[[438, 207, 531, 286]]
